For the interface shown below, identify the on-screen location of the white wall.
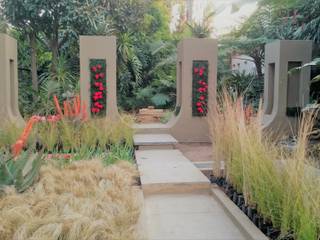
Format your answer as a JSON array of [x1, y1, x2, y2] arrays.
[[231, 54, 257, 74]]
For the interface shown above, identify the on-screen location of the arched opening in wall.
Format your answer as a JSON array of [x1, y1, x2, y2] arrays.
[[119, 61, 177, 125], [9, 59, 15, 115], [265, 63, 275, 115], [286, 61, 302, 117]]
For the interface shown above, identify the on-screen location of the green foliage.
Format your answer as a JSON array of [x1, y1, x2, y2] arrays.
[[0, 8, 7, 33], [187, 10, 215, 38], [0, 123, 23, 149], [0, 150, 43, 193], [103, 144, 134, 166], [219, 71, 264, 107], [32, 116, 134, 154]]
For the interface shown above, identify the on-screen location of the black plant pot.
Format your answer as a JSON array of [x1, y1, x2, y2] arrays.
[[226, 188, 235, 199], [253, 213, 263, 227], [217, 177, 225, 187], [232, 192, 238, 203], [267, 227, 281, 239], [209, 174, 217, 184], [247, 207, 257, 220], [241, 204, 247, 213], [237, 194, 245, 207], [258, 220, 269, 234]]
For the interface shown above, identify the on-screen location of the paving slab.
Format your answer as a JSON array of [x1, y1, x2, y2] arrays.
[[211, 188, 269, 240], [144, 191, 247, 240], [136, 149, 210, 194], [133, 123, 170, 135], [134, 134, 178, 146]]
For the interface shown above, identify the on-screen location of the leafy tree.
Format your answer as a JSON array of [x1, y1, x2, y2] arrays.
[[293, 0, 320, 43], [0, 5, 7, 33], [2, 0, 41, 90], [3, 0, 102, 78]]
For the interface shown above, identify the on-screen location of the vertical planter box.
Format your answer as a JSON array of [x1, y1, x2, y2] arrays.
[[192, 60, 209, 117], [90, 59, 107, 117]]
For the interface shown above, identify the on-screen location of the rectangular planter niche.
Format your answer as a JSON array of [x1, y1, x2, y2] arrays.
[[90, 59, 107, 117], [192, 60, 209, 117]]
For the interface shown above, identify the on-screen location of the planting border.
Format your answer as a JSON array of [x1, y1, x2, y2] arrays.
[[210, 176, 292, 240], [90, 59, 107, 117], [192, 60, 209, 117]]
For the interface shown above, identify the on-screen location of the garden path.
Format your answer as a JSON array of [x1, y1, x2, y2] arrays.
[[134, 134, 265, 240]]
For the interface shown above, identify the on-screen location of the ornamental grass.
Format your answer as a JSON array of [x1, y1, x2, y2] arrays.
[[209, 91, 320, 239], [0, 114, 134, 154], [0, 159, 141, 240]]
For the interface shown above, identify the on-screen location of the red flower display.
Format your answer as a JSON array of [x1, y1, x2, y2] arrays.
[[90, 60, 107, 116], [193, 61, 208, 116], [91, 66, 97, 72], [197, 107, 204, 113]]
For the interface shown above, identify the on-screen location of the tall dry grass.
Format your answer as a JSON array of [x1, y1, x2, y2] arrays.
[[209, 91, 320, 239], [0, 159, 141, 240]]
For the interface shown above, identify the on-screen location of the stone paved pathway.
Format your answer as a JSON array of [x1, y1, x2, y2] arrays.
[[134, 134, 267, 240]]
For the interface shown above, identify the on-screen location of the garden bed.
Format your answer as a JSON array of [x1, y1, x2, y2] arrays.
[[0, 159, 141, 239]]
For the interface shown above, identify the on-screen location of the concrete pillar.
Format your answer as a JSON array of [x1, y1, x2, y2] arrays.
[[168, 38, 218, 142], [0, 33, 24, 126], [80, 36, 119, 119], [263, 40, 313, 135]]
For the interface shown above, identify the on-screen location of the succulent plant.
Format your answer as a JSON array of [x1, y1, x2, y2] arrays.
[[0, 150, 43, 193]]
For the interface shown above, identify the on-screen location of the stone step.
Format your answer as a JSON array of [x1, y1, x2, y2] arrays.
[[133, 123, 171, 135], [135, 149, 210, 194], [133, 134, 178, 150]]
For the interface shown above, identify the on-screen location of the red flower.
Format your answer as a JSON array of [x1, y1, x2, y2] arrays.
[[201, 81, 207, 86], [198, 88, 203, 93], [99, 73, 105, 78], [95, 74, 100, 80], [97, 64, 102, 70], [99, 87, 104, 91], [199, 95, 205, 101], [91, 66, 97, 72], [197, 107, 204, 113], [194, 67, 199, 73], [196, 102, 202, 107]]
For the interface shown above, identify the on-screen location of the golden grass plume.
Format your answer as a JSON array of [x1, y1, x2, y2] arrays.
[[0, 159, 141, 240]]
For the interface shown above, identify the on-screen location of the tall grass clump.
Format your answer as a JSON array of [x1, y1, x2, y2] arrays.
[[0, 158, 141, 240], [209, 90, 320, 239], [0, 122, 23, 149], [32, 114, 135, 154]]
